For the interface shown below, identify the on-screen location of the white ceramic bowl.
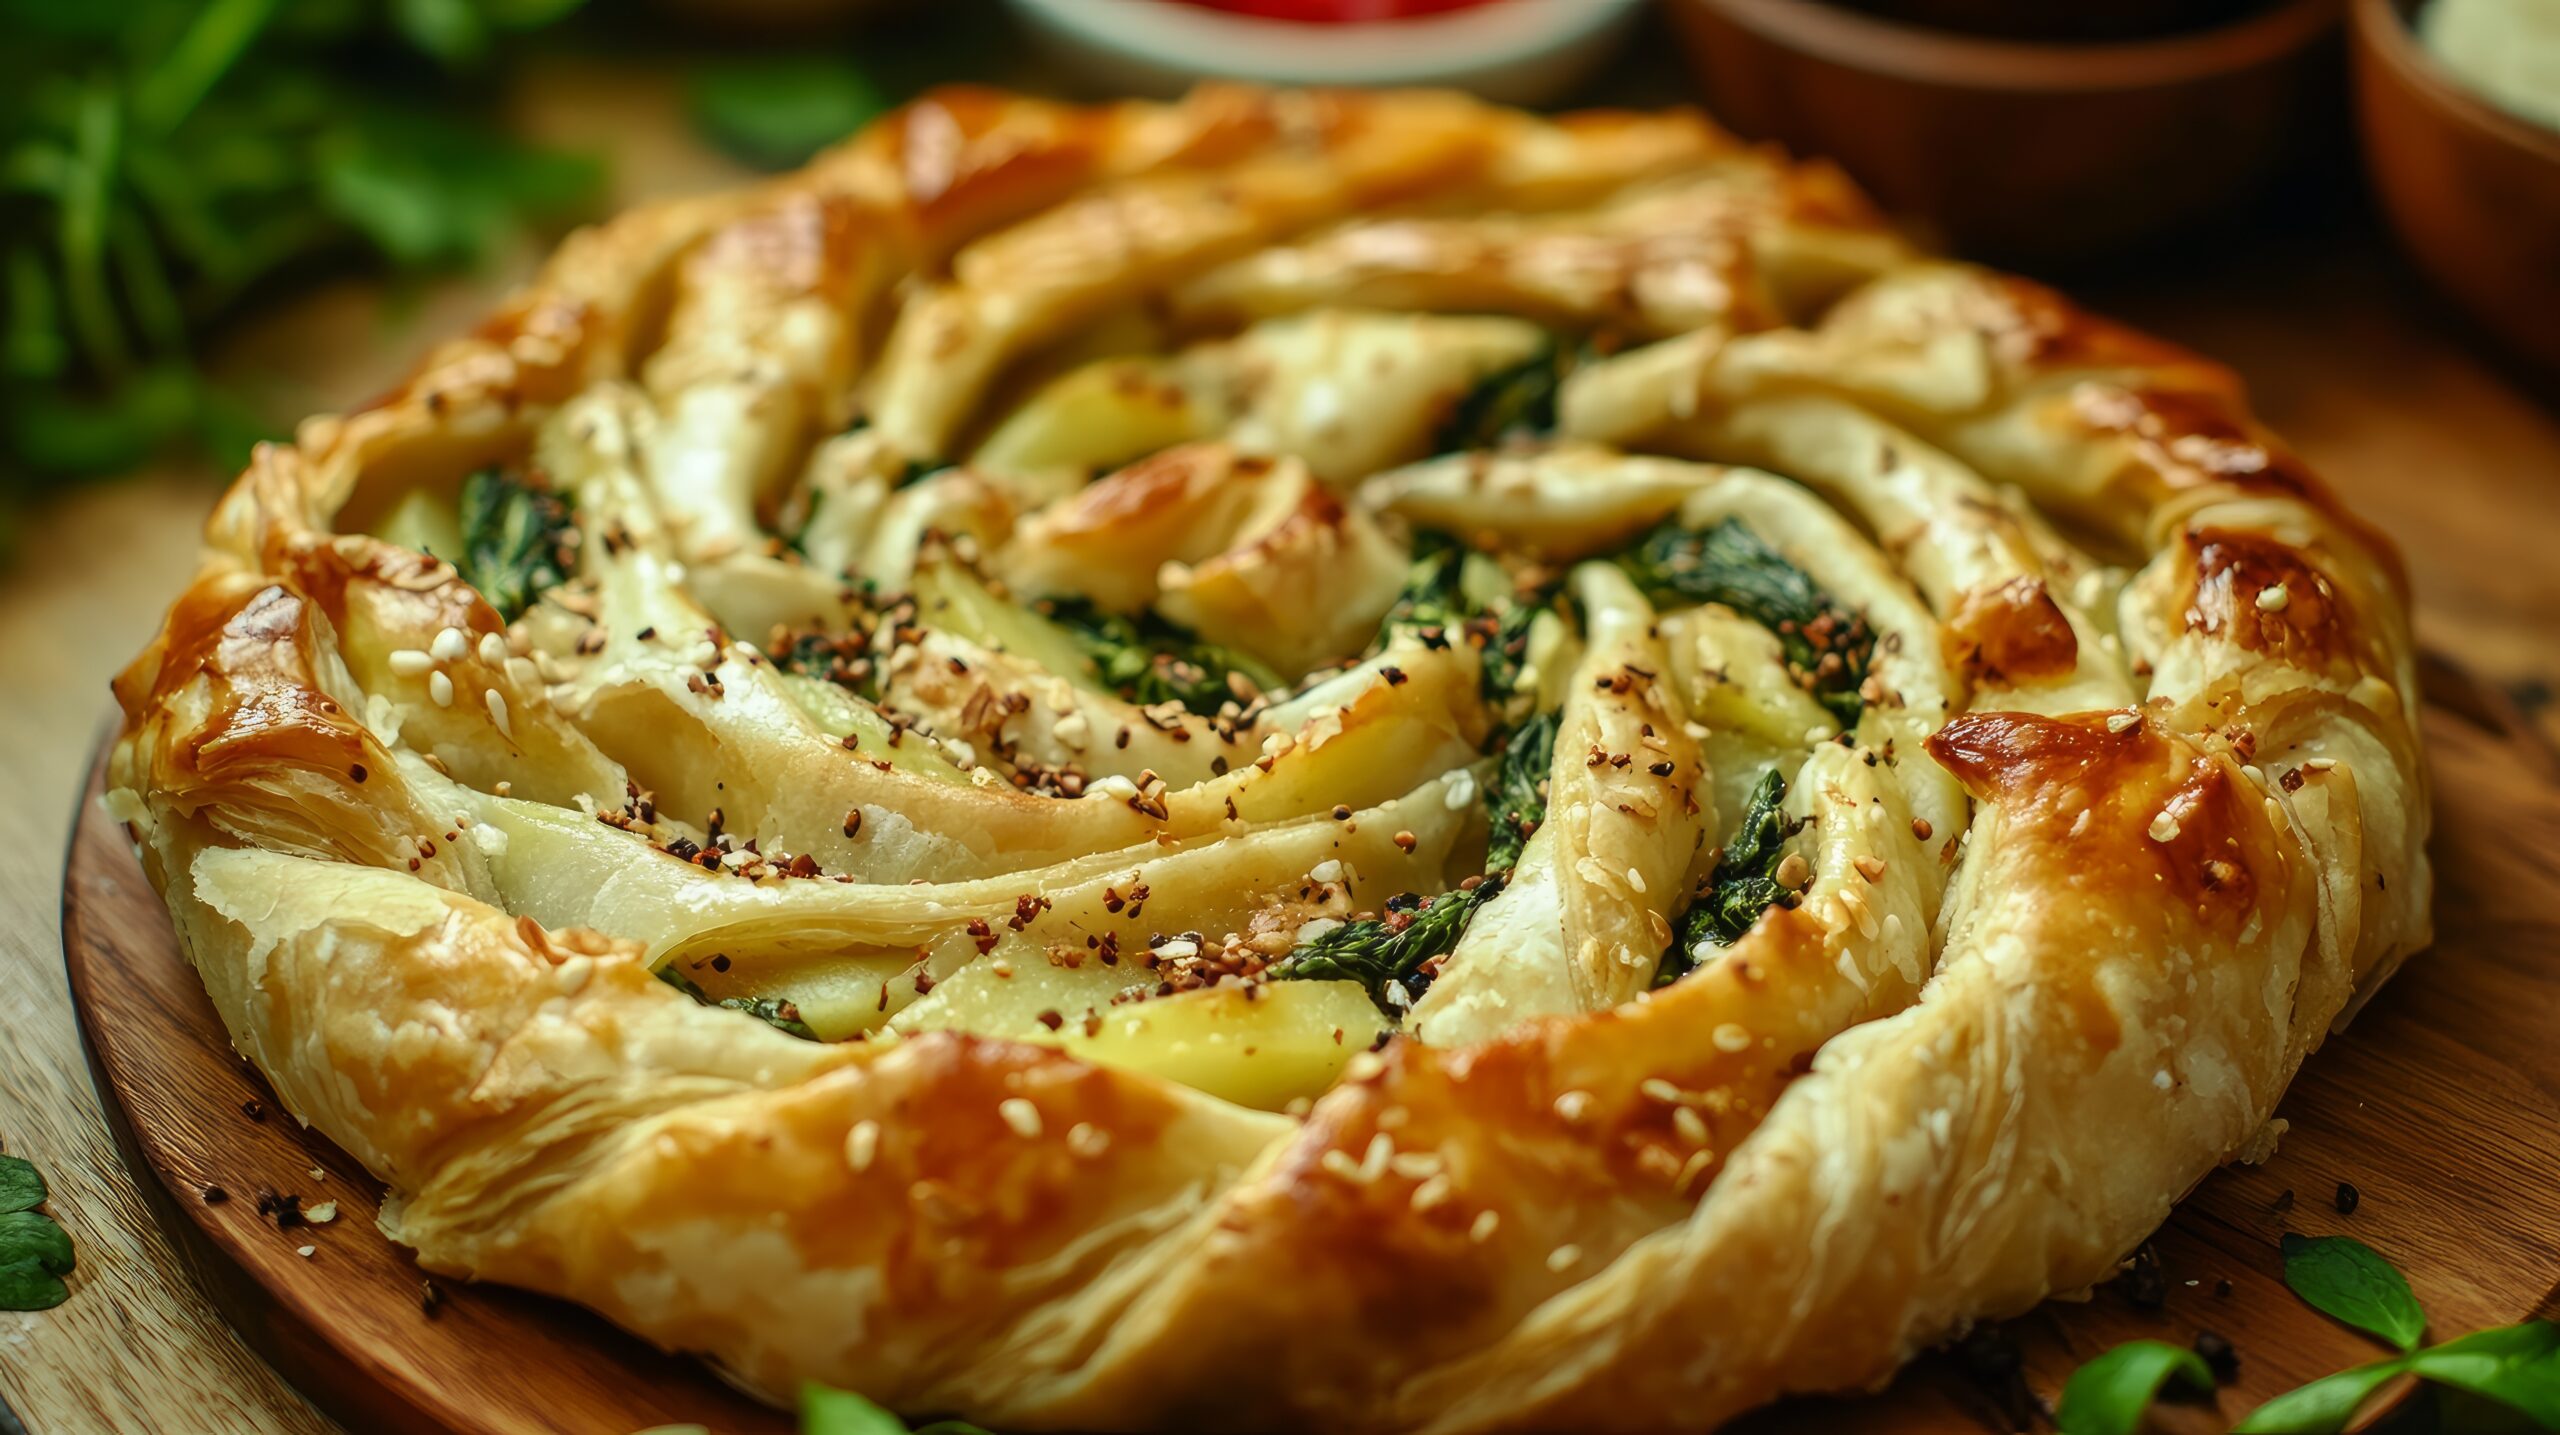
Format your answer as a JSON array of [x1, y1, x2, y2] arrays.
[[1005, 0, 1648, 104]]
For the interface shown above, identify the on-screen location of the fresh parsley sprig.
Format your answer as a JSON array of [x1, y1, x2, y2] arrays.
[[1, 0, 599, 482], [2057, 1233, 2560, 1434], [0, 1151, 76, 1311]]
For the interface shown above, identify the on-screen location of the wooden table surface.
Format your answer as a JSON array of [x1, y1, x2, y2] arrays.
[[4, 65, 2559, 1435]]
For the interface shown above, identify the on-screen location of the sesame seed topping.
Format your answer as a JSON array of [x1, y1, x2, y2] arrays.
[[2256, 584, 2290, 612], [2106, 711, 2141, 734], [2149, 811, 2182, 843], [998, 1097, 1043, 1139], [1553, 1089, 1593, 1124], [1640, 1077, 1684, 1104], [387, 649, 434, 677], [846, 1120, 881, 1171], [1546, 1244, 1583, 1273], [1066, 1122, 1110, 1158], [477, 631, 508, 665], [1712, 1023, 1753, 1053], [485, 688, 513, 738], [428, 671, 455, 708], [1673, 1106, 1711, 1146], [1469, 1209, 1500, 1243], [430, 626, 470, 662]]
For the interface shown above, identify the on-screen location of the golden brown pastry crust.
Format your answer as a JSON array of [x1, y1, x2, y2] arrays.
[[109, 85, 2430, 1431]]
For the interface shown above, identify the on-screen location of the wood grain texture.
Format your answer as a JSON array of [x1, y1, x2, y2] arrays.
[[56, 672, 2560, 1434]]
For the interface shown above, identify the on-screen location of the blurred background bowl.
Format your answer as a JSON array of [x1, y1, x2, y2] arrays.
[[2353, 0, 2560, 373], [1005, 0, 1645, 105], [1667, 0, 2346, 266]]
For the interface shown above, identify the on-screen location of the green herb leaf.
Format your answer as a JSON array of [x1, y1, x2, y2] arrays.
[[799, 1380, 992, 1435], [456, 466, 575, 622], [0, 1211, 75, 1276], [1617, 517, 1874, 727], [1657, 768, 1795, 986], [0, 1258, 69, 1311], [0, 1154, 46, 1213], [2282, 1233, 2429, 1352], [1042, 597, 1280, 718], [317, 108, 603, 268], [1273, 880, 1500, 1012], [658, 968, 820, 1042], [1435, 342, 1561, 453], [693, 58, 888, 171], [1484, 711, 1556, 876], [2403, 1321, 2560, 1427], [2055, 1339, 2216, 1435], [2231, 1359, 2409, 1433]]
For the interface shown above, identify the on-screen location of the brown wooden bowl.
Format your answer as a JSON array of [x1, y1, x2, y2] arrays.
[[2352, 0, 2560, 373], [1665, 0, 2347, 265]]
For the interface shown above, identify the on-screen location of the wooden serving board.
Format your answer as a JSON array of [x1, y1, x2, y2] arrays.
[[63, 667, 2560, 1435]]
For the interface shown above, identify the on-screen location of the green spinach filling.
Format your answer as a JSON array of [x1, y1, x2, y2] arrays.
[[1656, 769, 1799, 987], [1617, 516, 1876, 728], [1038, 596, 1282, 717], [456, 466, 575, 622], [1435, 342, 1563, 453]]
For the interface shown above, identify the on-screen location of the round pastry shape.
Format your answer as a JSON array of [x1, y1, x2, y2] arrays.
[[109, 86, 2432, 1432]]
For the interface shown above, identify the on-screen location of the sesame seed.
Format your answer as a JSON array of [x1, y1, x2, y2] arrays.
[[1625, 866, 1647, 894], [1343, 1051, 1386, 1083], [387, 649, 434, 677], [428, 671, 454, 707], [846, 1120, 881, 1171], [1673, 1106, 1711, 1145], [1410, 1173, 1454, 1211], [296, 1245, 316, 1258], [1546, 1244, 1582, 1272], [2106, 711, 2141, 734], [477, 631, 507, 665], [1320, 1149, 1366, 1182], [1066, 1122, 1110, 1159], [1309, 859, 1344, 883], [485, 688, 513, 738], [430, 626, 470, 662], [1853, 856, 1886, 884], [1640, 1077, 1684, 1104], [2149, 811, 2182, 843], [1469, 1209, 1500, 1243], [1712, 1023, 1752, 1053], [305, 1201, 339, 1224], [998, 1098, 1043, 1139], [1553, 1089, 1593, 1124], [2256, 584, 2290, 612]]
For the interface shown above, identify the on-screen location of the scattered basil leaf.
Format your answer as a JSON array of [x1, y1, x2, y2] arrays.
[[0, 1205, 76, 1312], [2403, 1321, 2560, 1428], [0, 1211, 75, 1276], [799, 1380, 992, 1435], [0, 1259, 69, 1311], [2282, 1233, 2429, 1352], [2230, 1359, 2409, 1434], [693, 58, 888, 171], [0, 1154, 44, 1213], [2055, 1339, 2216, 1435]]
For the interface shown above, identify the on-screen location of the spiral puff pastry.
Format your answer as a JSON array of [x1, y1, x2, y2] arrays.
[[107, 86, 2430, 1431]]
